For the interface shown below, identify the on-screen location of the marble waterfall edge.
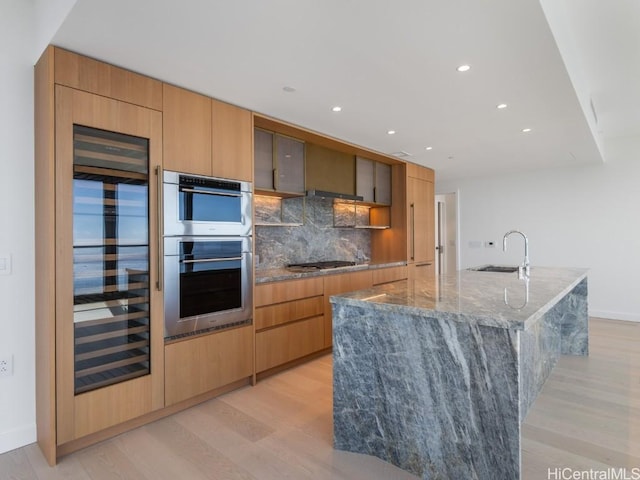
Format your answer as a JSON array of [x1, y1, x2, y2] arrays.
[[331, 268, 588, 479], [332, 303, 521, 479]]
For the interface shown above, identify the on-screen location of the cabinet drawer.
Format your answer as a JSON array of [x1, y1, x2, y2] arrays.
[[372, 266, 408, 285], [255, 295, 323, 331], [255, 277, 324, 306], [255, 315, 325, 372], [164, 326, 253, 406]]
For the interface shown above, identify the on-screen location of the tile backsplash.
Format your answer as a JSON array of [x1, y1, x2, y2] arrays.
[[255, 196, 371, 270]]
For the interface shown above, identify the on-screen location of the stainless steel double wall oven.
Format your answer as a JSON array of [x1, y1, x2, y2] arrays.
[[162, 170, 253, 339]]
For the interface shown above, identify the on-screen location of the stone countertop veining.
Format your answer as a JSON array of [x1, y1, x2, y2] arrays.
[[254, 261, 407, 284], [330, 266, 588, 330]]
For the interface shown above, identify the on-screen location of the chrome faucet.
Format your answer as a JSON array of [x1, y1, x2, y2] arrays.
[[503, 230, 530, 277]]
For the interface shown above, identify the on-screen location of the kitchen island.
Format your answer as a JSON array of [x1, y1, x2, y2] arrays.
[[330, 267, 588, 480]]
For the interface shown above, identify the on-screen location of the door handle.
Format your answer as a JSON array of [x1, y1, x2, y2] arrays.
[[179, 187, 242, 198], [410, 203, 415, 260], [156, 165, 163, 291]]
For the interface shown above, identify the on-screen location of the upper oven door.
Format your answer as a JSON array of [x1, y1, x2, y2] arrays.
[[163, 170, 252, 236]]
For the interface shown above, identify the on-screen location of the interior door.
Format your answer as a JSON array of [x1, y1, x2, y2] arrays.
[[55, 85, 164, 443]]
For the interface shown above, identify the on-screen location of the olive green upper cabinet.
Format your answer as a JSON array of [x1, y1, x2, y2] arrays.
[[356, 156, 391, 205], [305, 144, 355, 195], [254, 129, 305, 195]]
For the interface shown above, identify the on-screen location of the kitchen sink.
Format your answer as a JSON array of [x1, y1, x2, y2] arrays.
[[470, 265, 520, 273]]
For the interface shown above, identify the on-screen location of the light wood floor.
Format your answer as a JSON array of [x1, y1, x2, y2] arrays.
[[1, 318, 638, 479]]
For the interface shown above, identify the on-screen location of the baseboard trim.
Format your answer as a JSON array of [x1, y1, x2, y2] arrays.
[[590, 310, 640, 322], [0, 423, 36, 455]]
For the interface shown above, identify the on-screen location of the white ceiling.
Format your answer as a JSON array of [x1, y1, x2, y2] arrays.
[[49, 0, 639, 182]]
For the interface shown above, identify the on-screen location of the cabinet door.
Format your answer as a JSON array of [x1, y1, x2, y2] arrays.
[[164, 326, 253, 406], [306, 143, 355, 195], [211, 99, 253, 181], [275, 134, 305, 194], [408, 176, 435, 264], [255, 315, 325, 373], [323, 270, 373, 348], [162, 84, 212, 176], [254, 128, 274, 190], [375, 162, 392, 205], [356, 156, 375, 202], [55, 86, 164, 443]]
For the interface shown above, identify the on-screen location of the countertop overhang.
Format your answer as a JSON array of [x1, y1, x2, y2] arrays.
[[330, 266, 588, 330]]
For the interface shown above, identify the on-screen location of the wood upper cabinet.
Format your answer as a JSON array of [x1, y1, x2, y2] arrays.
[[163, 84, 252, 181], [254, 129, 305, 194], [407, 164, 435, 267], [356, 157, 391, 205], [306, 143, 355, 195], [211, 98, 253, 182], [162, 84, 212, 176], [54, 47, 163, 111]]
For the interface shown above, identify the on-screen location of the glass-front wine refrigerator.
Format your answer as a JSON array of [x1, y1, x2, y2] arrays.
[[72, 125, 151, 394]]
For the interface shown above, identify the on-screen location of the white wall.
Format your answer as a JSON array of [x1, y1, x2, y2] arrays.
[[437, 135, 640, 321], [0, 0, 76, 455], [0, 0, 37, 453]]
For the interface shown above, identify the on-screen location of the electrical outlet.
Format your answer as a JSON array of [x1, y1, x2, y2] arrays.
[[0, 355, 13, 377]]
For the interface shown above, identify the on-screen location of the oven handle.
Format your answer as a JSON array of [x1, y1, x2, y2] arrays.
[[179, 187, 242, 198], [181, 256, 243, 264]]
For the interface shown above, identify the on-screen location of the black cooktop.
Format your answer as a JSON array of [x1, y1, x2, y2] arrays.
[[286, 260, 356, 272]]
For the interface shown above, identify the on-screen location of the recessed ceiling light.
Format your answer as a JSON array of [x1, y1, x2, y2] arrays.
[[425, 146, 433, 151], [522, 128, 532, 133], [456, 64, 471, 72], [282, 86, 296, 93], [497, 103, 508, 109], [332, 106, 342, 112], [387, 130, 396, 135]]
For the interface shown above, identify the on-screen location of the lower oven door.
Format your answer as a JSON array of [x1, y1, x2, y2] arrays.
[[164, 236, 253, 339]]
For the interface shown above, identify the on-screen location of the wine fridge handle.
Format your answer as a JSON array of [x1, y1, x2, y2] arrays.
[[156, 165, 163, 291]]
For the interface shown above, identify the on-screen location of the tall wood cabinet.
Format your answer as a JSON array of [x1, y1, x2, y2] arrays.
[[36, 47, 164, 464], [406, 164, 436, 278]]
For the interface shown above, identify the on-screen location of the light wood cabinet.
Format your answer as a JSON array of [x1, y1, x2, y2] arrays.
[[164, 326, 253, 406], [407, 165, 435, 267], [256, 315, 325, 372], [163, 85, 253, 180], [255, 277, 323, 306], [211, 98, 253, 182], [408, 261, 436, 280], [372, 265, 408, 285], [36, 46, 255, 466], [254, 277, 324, 373], [36, 47, 165, 464], [323, 270, 373, 348], [162, 84, 212, 176], [255, 296, 323, 330], [54, 47, 163, 111]]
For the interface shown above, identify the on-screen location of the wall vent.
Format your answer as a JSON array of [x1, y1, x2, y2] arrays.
[[391, 150, 412, 158]]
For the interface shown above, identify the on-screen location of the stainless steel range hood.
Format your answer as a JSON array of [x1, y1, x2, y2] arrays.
[[306, 189, 364, 201]]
